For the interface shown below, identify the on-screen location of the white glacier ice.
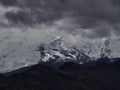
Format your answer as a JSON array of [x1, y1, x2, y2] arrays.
[[0, 26, 120, 73]]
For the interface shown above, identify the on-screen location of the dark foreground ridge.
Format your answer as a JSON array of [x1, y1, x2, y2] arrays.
[[0, 59, 120, 90]]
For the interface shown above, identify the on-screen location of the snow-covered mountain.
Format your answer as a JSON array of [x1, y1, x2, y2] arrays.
[[38, 36, 120, 65], [38, 36, 90, 65], [0, 33, 120, 73]]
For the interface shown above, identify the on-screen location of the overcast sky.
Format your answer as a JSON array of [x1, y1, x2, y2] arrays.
[[0, 0, 120, 39]]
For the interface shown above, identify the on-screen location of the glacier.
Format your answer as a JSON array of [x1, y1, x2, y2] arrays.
[[38, 36, 120, 66], [0, 28, 120, 72]]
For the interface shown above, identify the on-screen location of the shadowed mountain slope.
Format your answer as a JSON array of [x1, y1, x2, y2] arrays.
[[0, 60, 120, 90]]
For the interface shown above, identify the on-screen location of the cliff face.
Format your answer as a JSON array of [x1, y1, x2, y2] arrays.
[[0, 59, 120, 90]]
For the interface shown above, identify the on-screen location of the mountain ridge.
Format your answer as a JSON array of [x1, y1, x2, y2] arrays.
[[38, 36, 120, 67], [0, 59, 120, 90]]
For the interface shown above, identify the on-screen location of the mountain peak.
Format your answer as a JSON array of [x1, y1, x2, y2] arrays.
[[38, 36, 90, 66]]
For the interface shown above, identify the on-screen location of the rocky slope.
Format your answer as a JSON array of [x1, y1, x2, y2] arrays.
[[38, 36, 120, 67], [0, 59, 120, 90]]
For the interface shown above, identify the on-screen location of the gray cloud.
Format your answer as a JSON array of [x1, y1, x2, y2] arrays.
[[1, 0, 120, 38], [2, 0, 64, 26], [0, 0, 17, 6]]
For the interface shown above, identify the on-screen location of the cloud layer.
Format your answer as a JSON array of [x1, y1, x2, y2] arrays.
[[0, 0, 120, 38]]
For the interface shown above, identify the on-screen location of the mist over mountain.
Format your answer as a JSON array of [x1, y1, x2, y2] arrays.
[[0, 34, 120, 72], [0, 1, 120, 90]]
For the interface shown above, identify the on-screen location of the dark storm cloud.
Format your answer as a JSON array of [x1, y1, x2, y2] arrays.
[[0, 0, 17, 6], [67, 0, 120, 26], [3, 0, 65, 25], [1, 0, 120, 38]]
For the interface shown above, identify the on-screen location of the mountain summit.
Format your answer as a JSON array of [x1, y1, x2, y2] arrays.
[[0, 35, 120, 73], [38, 36, 90, 66], [38, 36, 120, 67]]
